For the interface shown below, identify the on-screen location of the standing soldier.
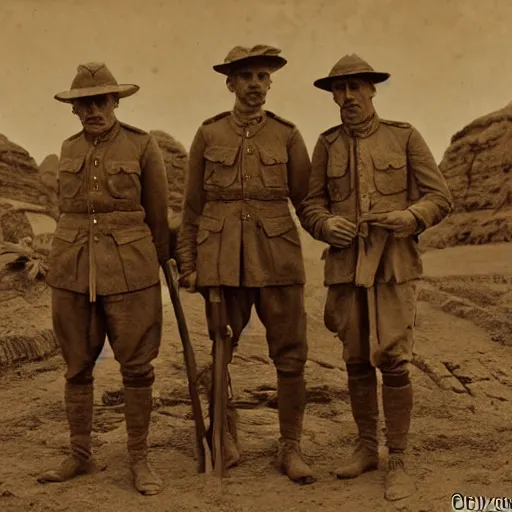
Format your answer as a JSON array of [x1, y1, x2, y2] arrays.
[[38, 63, 170, 496], [300, 54, 453, 500], [177, 45, 314, 484]]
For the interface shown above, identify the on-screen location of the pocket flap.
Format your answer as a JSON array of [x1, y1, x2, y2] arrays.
[[198, 215, 225, 233], [53, 227, 80, 243], [258, 147, 288, 165], [58, 157, 84, 174], [111, 227, 152, 245], [371, 153, 406, 170], [327, 150, 349, 178], [204, 146, 239, 165], [107, 161, 142, 175], [259, 215, 295, 237]]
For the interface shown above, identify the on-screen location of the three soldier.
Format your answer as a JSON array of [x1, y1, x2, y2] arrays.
[[40, 50, 452, 501]]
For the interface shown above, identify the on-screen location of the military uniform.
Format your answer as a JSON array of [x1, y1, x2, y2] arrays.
[[177, 45, 314, 483], [300, 54, 453, 500], [39, 63, 169, 496]]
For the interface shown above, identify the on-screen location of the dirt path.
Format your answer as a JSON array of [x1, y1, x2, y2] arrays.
[[1, 239, 512, 512]]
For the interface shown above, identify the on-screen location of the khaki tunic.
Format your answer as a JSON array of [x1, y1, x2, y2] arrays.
[[300, 118, 454, 286], [46, 121, 170, 301], [177, 111, 311, 288]]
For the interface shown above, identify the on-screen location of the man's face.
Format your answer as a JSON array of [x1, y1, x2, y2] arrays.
[[72, 94, 118, 135], [331, 77, 375, 123], [227, 64, 272, 108]]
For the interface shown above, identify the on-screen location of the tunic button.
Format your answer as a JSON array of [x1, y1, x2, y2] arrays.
[[93, 158, 99, 166], [92, 218, 98, 224], [93, 235, 99, 242], [245, 130, 250, 137], [244, 174, 251, 180]]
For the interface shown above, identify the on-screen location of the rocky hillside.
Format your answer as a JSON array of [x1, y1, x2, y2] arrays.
[[419, 103, 512, 249]]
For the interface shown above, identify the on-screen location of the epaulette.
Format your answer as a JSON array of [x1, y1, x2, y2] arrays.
[[380, 118, 412, 129], [321, 124, 342, 143], [265, 110, 295, 127], [202, 111, 231, 125], [119, 121, 147, 134]]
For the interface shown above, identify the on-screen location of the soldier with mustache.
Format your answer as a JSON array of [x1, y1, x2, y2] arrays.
[[38, 63, 170, 496], [177, 45, 314, 483], [300, 54, 453, 500]]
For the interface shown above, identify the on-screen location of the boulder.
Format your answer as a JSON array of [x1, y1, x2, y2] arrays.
[[419, 103, 512, 249]]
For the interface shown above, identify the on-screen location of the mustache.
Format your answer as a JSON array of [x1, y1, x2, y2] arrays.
[[342, 101, 358, 108], [85, 116, 104, 123]]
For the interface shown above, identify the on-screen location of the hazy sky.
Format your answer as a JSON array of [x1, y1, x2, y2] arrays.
[[1, 0, 510, 166]]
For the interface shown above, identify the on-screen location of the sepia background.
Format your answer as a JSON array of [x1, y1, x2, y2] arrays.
[[2, 0, 512, 162], [1, 1, 512, 512]]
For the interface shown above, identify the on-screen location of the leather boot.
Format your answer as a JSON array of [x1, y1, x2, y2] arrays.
[[224, 399, 241, 468], [124, 386, 162, 496], [382, 383, 416, 501], [335, 366, 379, 479], [275, 373, 315, 485], [37, 382, 106, 483]]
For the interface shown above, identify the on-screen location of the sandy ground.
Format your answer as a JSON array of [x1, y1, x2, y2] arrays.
[[1, 233, 512, 512]]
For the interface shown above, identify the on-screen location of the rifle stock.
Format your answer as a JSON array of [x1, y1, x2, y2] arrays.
[[164, 259, 212, 474]]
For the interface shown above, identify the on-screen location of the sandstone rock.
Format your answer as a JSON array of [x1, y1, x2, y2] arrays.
[[150, 129, 187, 229], [420, 103, 512, 249], [0, 136, 56, 243]]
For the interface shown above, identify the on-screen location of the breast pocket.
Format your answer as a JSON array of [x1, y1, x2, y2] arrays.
[[58, 157, 85, 199], [258, 147, 288, 188], [326, 151, 351, 202], [106, 161, 142, 200], [204, 146, 240, 188], [371, 153, 408, 195]]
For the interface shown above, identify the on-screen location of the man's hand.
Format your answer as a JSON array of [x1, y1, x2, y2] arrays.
[[179, 271, 197, 293], [361, 210, 418, 238], [322, 216, 358, 248]]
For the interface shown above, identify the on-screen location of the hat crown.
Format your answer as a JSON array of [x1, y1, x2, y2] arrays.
[[222, 44, 282, 65], [70, 62, 118, 91], [329, 53, 376, 78]]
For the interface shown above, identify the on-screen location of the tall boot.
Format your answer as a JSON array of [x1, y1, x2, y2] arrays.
[[382, 382, 416, 501], [123, 386, 162, 496], [275, 372, 315, 484], [335, 366, 379, 478], [37, 382, 106, 483]]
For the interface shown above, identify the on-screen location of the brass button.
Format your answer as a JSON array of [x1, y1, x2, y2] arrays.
[[93, 158, 99, 166], [241, 213, 251, 220], [93, 176, 98, 180], [92, 218, 98, 225], [244, 174, 251, 180], [245, 130, 250, 137], [93, 235, 99, 242], [246, 147, 252, 154]]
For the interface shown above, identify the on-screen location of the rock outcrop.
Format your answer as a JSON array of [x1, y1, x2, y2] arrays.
[[419, 103, 512, 249], [0, 136, 57, 244], [150, 129, 187, 229]]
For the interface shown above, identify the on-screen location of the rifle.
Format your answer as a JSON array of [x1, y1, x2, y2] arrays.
[[207, 286, 233, 477], [163, 259, 212, 474]]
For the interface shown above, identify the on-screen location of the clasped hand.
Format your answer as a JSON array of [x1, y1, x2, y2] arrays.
[[322, 209, 418, 247]]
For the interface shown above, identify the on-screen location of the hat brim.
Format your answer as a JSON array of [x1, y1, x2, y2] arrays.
[[54, 84, 140, 103], [213, 55, 287, 75], [313, 72, 390, 92]]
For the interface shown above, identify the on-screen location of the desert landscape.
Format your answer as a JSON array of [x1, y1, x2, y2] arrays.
[[1, 104, 511, 512]]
